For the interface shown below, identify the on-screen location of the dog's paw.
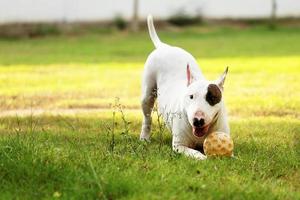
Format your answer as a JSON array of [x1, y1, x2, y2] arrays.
[[195, 154, 207, 160], [140, 129, 151, 142], [139, 133, 151, 142]]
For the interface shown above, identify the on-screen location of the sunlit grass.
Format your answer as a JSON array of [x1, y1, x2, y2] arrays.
[[0, 56, 299, 117]]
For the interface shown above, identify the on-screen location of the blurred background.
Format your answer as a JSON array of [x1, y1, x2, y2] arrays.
[[1, 0, 300, 23], [1, 0, 300, 36], [0, 0, 299, 116]]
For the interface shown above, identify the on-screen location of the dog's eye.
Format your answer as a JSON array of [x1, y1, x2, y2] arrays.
[[189, 95, 194, 99]]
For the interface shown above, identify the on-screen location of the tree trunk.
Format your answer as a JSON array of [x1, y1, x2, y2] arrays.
[[131, 0, 139, 32], [270, 0, 277, 28]]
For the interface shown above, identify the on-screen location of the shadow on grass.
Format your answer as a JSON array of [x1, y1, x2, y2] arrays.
[[1, 25, 300, 66]]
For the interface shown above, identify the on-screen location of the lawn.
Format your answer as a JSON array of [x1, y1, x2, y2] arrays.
[[0, 25, 299, 199]]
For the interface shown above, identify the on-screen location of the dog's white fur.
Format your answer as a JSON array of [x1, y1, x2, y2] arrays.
[[140, 15, 230, 160]]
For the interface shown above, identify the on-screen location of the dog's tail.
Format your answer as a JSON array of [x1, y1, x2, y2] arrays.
[[147, 15, 165, 48]]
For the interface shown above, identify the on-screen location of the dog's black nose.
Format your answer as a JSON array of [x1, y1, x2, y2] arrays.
[[193, 118, 205, 127]]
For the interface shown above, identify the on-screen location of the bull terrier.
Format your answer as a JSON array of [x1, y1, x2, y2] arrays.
[[140, 15, 230, 160]]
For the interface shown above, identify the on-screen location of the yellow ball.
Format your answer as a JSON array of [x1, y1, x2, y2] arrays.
[[203, 132, 234, 157]]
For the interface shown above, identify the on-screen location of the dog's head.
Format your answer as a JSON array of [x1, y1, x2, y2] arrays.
[[183, 64, 228, 138]]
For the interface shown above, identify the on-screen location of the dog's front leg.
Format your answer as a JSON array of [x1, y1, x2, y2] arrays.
[[173, 144, 207, 160], [172, 137, 207, 160], [140, 83, 156, 141]]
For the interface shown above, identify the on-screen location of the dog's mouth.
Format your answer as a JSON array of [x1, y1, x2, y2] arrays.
[[193, 124, 210, 138]]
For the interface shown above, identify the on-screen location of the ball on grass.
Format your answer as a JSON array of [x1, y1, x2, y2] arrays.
[[203, 132, 233, 157]]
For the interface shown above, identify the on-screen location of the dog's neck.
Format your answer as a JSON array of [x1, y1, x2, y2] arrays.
[[209, 101, 230, 134]]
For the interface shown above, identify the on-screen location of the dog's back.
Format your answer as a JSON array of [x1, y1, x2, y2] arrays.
[[141, 15, 206, 130], [144, 16, 204, 111]]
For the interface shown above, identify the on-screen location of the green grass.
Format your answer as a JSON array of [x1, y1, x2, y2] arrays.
[[0, 113, 299, 199], [0, 26, 300, 65], [0, 25, 299, 199]]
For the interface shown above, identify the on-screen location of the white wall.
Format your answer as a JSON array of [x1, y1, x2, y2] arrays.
[[0, 0, 299, 24], [202, 0, 300, 19]]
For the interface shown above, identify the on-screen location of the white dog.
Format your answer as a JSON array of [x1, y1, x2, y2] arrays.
[[140, 16, 230, 160]]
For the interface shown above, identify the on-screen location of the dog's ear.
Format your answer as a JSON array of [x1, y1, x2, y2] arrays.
[[216, 67, 228, 90], [186, 64, 194, 86]]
